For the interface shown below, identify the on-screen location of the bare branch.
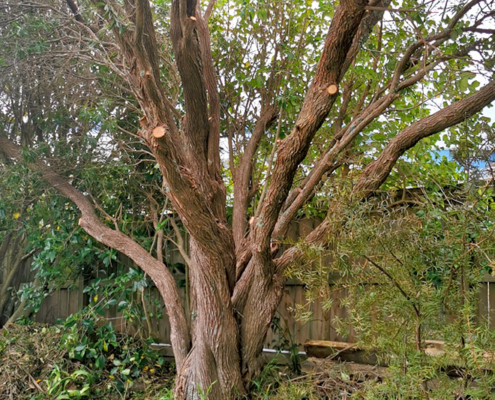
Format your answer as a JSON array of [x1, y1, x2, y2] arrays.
[[365, 6, 419, 12], [170, 0, 210, 167], [232, 105, 278, 247], [195, 4, 223, 191], [65, 0, 84, 23], [355, 79, 495, 195], [204, 0, 216, 20], [275, 79, 495, 274]]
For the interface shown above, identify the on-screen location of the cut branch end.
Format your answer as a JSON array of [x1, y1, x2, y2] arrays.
[[152, 126, 166, 139], [327, 84, 339, 95]]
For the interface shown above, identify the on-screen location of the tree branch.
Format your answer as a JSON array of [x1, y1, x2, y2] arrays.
[[363, 255, 420, 318], [274, 39, 480, 239], [275, 79, 495, 274], [195, 4, 226, 216], [250, 0, 369, 272], [232, 105, 278, 247], [355, 79, 495, 195], [65, 0, 84, 23], [342, 0, 392, 75], [170, 0, 210, 170], [204, 0, 216, 21]]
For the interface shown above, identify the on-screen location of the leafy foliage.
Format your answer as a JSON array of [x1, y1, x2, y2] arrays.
[[290, 174, 495, 397]]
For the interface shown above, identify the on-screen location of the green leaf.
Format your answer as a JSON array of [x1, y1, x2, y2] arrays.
[[75, 344, 86, 352]]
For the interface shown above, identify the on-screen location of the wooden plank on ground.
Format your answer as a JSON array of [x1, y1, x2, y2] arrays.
[[304, 340, 380, 365]]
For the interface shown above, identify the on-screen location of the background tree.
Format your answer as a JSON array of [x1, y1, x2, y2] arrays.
[[1, 0, 495, 398]]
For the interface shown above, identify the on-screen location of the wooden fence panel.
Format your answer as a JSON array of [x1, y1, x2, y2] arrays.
[[33, 276, 495, 353], [478, 281, 495, 330], [28, 219, 495, 353]]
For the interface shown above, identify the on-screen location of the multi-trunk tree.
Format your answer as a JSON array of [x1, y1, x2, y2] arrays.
[[1, 0, 495, 398]]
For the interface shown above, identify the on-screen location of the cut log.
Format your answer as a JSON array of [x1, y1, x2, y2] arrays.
[[305, 339, 495, 371], [304, 340, 380, 365]]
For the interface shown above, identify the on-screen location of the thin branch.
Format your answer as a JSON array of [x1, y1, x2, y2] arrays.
[[204, 0, 216, 20], [365, 6, 419, 12], [255, 108, 283, 218], [170, 217, 191, 265], [363, 256, 420, 318]]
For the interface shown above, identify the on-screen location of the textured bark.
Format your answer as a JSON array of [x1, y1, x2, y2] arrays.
[[175, 240, 244, 399], [195, 3, 222, 184], [238, 60, 495, 387], [237, 255, 285, 381], [249, 0, 368, 252], [233, 0, 369, 291], [169, 0, 227, 221], [341, 0, 392, 74], [276, 78, 495, 271], [232, 106, 278, 248], [234, 0, 369, 380], [273, 11, 479, 241], [355, 79, 495, 195]]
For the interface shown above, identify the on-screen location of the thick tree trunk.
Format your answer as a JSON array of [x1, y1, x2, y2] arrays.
[[175, 239, 245, 399], [173, 242, 285, 399], [4, 1, 495, 399], [238, 258, 285, 382]]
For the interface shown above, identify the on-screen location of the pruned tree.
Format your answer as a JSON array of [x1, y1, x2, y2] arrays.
[[1, 0, 495, 398]]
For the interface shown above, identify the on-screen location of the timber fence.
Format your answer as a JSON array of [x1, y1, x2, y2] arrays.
[[25, 217, 495, 352]]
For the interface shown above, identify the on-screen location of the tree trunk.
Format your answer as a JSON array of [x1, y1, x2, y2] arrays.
[[173, 241, 287, 399], [175, 238, 245, 399], [4, 1, 495, 398], [238, 261, 285, 382]]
